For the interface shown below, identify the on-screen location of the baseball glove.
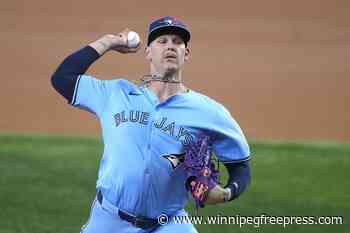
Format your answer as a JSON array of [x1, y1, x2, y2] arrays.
[[183, 135, 220, 208]]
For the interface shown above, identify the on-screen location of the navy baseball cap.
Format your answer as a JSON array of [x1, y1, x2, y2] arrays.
[[147, 16, 191, 46]]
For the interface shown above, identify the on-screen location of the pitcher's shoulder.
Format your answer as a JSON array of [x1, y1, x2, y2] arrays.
[[189, 90, 228, 112], [108, 78, 142, 94]]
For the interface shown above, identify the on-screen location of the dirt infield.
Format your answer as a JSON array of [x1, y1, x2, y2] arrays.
[[1, 0, 349, 142]]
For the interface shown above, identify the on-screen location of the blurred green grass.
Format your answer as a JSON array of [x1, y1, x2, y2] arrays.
[[0, 134, 348, 233]]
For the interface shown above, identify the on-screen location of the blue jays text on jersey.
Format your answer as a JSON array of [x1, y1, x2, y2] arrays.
[[71, 75, 250, 219], [114, 110, 194, 146]]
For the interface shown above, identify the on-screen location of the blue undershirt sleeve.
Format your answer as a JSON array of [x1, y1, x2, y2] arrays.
[[224, 160, 251, 201], [51, 46, 100, 103]]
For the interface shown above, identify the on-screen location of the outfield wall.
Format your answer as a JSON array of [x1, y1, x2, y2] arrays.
[[1, 0, 349, 141]]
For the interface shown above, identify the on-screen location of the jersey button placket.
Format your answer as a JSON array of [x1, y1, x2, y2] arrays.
[[142, 104, 159, 214], [146, 105, 159, 160]]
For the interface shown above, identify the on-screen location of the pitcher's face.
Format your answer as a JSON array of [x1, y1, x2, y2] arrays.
[[146, 34, 190, 76]]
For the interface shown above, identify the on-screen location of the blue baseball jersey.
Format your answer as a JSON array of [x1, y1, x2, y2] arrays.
[[71, 75, 250, 218]]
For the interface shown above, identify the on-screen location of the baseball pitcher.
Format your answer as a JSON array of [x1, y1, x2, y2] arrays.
[[51, 16, 252, 233]]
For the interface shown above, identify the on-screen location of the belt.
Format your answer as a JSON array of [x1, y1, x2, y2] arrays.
[[97, 191, 159, 230]]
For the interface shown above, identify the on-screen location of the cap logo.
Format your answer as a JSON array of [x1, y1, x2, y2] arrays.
[[164, 19, 173, 25]]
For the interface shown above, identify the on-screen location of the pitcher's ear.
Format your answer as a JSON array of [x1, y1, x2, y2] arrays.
[[145, 46, 151, 61], [185, 47, 190, 61]]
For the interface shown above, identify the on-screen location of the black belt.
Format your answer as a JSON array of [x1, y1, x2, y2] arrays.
[[97, 191, 159, 230]]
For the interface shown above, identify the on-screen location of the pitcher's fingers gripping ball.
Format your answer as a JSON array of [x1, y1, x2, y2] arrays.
[[108, 29, 142, 54], [127, 31, 141, 48]]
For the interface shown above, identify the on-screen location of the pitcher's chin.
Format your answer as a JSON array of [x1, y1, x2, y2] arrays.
[[165, 66, 182, 77]]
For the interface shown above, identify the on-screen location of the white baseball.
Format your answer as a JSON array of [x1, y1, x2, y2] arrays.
[[127, 31, 140, 48]]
